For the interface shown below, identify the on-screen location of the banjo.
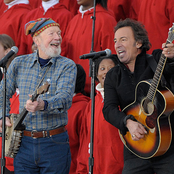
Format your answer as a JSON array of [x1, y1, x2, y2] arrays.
[[5, 81, 50, 158]]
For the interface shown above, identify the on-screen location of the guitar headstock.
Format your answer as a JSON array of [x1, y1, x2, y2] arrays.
[[167, 23, 174, 43], [37, 81, 50, 95]]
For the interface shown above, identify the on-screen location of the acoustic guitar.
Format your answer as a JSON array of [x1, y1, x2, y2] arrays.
[[5, 81, 50, 158], [119, 24, 174, 159]]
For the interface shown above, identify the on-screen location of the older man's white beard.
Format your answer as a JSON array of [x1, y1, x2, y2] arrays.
[[40, 44, 61, 58]]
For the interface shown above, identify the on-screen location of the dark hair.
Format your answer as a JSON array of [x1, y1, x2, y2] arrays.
[[0, 34, 15, 50], [96, 0, 107, 9], [75, 64, 86, 94], [95, 54, 117, 81], [0, 34, 16, 68], [114, 18, 151, 51]]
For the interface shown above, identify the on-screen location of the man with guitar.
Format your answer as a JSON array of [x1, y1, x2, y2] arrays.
[[103, 18, 174, 174], [0, 18, 77, 174]]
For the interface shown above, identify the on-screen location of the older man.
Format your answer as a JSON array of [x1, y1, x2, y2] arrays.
[[0, 18, 77, 174], [18, 0, 73, 56]]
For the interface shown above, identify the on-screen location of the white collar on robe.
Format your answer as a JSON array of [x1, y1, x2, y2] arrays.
[[79, 5, 94, 18], [42, 0, 59, 13], [6, 0, 29, 9], [96, 83, 104, 99]]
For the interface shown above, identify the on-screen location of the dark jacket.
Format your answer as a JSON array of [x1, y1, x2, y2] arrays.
[[103, 49, 174, 160]]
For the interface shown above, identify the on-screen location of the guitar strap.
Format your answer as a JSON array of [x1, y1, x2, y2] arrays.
[[146, 54, 167, 87], [35, 64, 51, 90], [31, 64, 51, 101]]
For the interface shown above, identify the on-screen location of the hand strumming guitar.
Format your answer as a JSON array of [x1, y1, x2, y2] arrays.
[[126, 119, 148, 141]]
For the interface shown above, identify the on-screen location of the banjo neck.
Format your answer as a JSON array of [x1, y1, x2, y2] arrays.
[[13, 81, 50, 130]]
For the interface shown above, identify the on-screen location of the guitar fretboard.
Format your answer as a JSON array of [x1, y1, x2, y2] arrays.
[[147, 40, 171, 102]]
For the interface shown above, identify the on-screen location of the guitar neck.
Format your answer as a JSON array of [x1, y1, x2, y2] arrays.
[[147, 40, 171, 102], [13, 108, 28, 130], [12, 81, 50, 130], [13, 93, 39, 130]]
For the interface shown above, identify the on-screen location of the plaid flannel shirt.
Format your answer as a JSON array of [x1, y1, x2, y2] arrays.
[[0, 52, 77, 130]]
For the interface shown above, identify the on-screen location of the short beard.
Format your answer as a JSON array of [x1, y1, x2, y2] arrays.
[[40, 43, 61, 58]]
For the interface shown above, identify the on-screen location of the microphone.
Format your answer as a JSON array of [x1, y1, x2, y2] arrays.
[[0, 46, 18, 67], [80, 49, 111, 59]]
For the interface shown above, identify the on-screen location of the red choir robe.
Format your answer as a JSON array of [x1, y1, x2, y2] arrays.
[[77, 88, 124, 174], [0, 0, 7, 16], [107, 0, 131, 22], [19, 2, 73, 56], [66, 93, 90, 174], [29, 0, 41, 9], [0, 4, 32, 54], [129, 0, 142, 20], [138, 0, 174, 54], [64, 4, 117, 94], [0, 91, 19, 172], [59, 0, 80, 16]]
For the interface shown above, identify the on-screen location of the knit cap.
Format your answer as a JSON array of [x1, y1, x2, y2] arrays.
[[25, 18, 60, 37]]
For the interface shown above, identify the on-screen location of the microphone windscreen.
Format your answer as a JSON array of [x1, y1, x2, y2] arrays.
[[11, 46, 18, 54], [105, 49, 112, 56]]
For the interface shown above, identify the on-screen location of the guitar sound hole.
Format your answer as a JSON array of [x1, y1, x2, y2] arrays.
[[146, 102, 154, 115], [141, 98, 157, 129], [142, 98, 154, 115]]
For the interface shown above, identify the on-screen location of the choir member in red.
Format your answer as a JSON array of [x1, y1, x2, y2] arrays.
[[64, 0, 117, 96], [66, 64, 90, 174], [77, 55, 124, 173], [18, 0, 73, 56], [107, 0, 131, 22], [60, 0, 80, 16], [138, 0, 174, 54], [0, 0, 32, 54]]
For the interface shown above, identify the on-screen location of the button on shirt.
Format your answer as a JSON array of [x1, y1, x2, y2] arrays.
[[0, 52, 77, 131]]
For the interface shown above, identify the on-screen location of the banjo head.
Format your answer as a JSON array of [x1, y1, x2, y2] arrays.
[[5, 114, 22, 158]]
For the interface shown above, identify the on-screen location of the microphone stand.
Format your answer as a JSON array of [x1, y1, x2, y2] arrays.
[[0, 47, 17, 174], [89, 55, 100, 174], [1, 65, 7, 174], [88, 1, 96, 173]]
